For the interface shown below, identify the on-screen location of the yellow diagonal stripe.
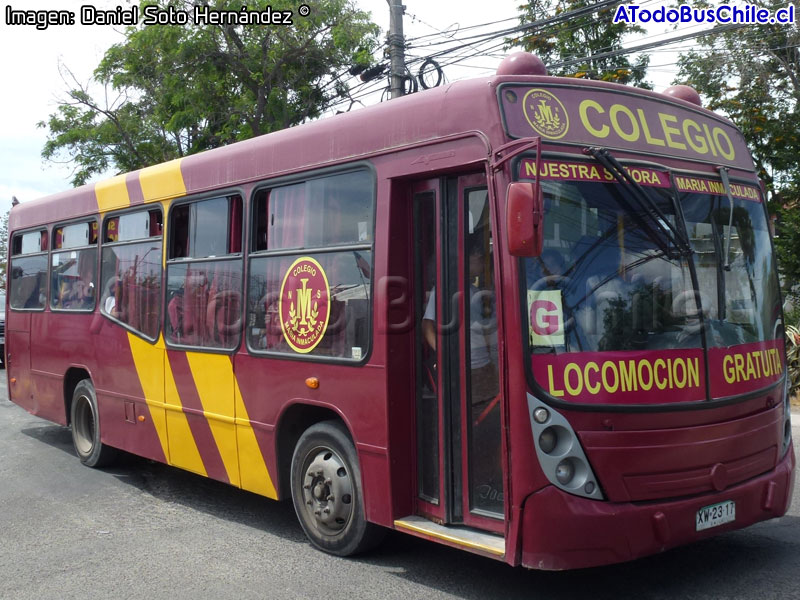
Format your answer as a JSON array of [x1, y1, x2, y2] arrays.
[[126, 332, 168, 460], [95, 174, 130, 213], [139, 158, 186, 202], [163, 350, 207, 477], [185, 352, 241, 488]]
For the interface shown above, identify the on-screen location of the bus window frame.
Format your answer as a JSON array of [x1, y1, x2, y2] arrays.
[[163, 188, 246, 355], [100, 206, 164, 343], [9, 226, 50, 313], [245, 163, 377, 366], [49, 216, 99, 314]]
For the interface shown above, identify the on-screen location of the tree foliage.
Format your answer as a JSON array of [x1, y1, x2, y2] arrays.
[[675, 0, 800, 304], [511, 0, 651, 87], [39, 0, 379, 186]]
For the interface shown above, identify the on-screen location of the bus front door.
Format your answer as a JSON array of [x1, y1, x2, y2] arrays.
[[412, 173, 504, 533]]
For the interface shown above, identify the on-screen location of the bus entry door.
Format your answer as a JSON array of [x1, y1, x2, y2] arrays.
[[412, 173, 504, 531]]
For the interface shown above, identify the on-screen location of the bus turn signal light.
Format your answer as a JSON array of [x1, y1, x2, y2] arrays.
[[137, 415, 146, 423], [305, 377, 320, 390]]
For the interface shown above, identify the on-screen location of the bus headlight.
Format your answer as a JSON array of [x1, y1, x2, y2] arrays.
[[527, 393, 604, 500], [555, 459, 574, 485], [533, 407, 550, 424], [539, 428, 557, 454]]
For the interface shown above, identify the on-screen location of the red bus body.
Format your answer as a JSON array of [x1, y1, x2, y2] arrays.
[[7, 55, 794, 569]]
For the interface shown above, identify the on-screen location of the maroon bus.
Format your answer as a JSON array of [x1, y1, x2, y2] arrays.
[[7, 52, 794, 569]]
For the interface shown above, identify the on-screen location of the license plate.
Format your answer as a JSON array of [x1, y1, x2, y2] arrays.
[[696, 500, 735, 531]]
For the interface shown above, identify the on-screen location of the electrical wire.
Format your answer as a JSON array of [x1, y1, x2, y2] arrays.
[[325, 1, 798, 115]]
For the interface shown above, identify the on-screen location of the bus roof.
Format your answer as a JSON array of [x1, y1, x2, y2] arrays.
[[11, 65, 751, 232]]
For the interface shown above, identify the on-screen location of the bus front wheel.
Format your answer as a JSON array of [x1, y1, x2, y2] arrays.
[[290, 420, 383, 556], [70, 379, 117, 468]]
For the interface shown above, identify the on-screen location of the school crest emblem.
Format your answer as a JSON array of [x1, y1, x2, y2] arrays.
[[279, 257, 331, 353], [523, 89, 569, 139]]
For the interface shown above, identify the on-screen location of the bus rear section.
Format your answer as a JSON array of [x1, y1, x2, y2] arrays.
[[500, 74, 794, 568]]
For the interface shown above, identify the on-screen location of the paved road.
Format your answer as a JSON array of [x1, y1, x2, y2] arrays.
[[0, 377, 798, 600]]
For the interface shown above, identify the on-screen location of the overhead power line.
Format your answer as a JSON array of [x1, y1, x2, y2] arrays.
[[550, 22, 750, 69], [325, 2, 778, 116]]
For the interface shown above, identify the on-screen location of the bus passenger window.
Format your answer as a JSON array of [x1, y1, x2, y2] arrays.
[[9, 230, 48, 310], [100, 208, 163, 339], [247, 170, 374, 360], [50, 221, 98, 312], [165, 195, 243, 349], [169, 206, 190, 259]]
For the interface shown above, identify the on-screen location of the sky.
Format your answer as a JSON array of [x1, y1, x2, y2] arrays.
[[0, 0, 687, 215]]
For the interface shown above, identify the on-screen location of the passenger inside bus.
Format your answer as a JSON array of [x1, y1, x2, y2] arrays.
[[57, 251, 96, 310], [102, 276, 122, 320]]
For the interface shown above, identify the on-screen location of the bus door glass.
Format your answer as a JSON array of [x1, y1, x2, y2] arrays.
[[412, 173, 503, 529], [413, 182, 441, 515]]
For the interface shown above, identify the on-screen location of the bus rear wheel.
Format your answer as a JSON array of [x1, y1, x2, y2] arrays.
[[70, 379, 117, 468], [290, 420, 383, 556]]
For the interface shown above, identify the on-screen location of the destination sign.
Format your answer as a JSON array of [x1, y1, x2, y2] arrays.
[[500, 84, 755, 170], [674, 175, 760, 202], [519, 159, 670, 188], [532, 339, 784, 404], [533, 349, 706, 405], [708, 339, 784, 398], [518, 160, 762, 202]]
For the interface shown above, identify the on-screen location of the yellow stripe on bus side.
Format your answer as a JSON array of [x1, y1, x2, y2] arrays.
[[127, 332, 169, 460], [185, 352, 241, 488], [139, 158, 186, 202], [95, 174, 130, 212], [164, 350, 208, 477], [234, 376, 277, 499]]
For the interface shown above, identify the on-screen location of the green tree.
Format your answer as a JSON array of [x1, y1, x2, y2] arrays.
[[39, 0, 379, 186], [511, 0, 651, 87], [775, 193, 800, 315], [675, 1, 800, 303]]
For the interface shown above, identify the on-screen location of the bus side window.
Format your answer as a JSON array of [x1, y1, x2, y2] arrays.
[[247, 170, 374, 360], [50, 221, 98, 312], [100, 208, 163, 339], [9, 230, 48, 310], [165, 195, 243, 350]]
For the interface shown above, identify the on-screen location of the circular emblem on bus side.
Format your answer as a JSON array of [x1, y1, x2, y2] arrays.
[[523, 88, 569, 140], [279, 257, 331, 354]]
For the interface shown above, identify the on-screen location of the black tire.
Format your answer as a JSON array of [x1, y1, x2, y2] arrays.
[[70, 379, 117, 468], [290, 420, 384, 556]]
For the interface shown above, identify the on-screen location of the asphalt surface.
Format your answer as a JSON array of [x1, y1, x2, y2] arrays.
[[0, 375, 798, 600]]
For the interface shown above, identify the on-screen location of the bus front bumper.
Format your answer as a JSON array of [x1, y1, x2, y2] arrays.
[[520, 442, 795, 570]]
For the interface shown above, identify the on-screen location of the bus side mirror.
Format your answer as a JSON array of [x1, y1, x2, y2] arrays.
[[506, 181, 543, 257]]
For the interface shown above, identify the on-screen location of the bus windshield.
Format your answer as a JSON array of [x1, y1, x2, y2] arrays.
[[521, 162, 782, 404], [680, 188, 782, 347]]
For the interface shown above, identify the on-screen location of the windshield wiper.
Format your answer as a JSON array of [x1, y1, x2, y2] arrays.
[[717, 166, 735, 271], [585, 147, 693, 258]]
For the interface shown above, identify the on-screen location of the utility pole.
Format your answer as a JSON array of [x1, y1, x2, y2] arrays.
[[387, 0, 405, 99]]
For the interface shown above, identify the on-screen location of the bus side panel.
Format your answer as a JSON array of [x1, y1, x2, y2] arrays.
[[381, 178, 416, 522], [92, 320, 168, 464], [27, 311, 85, 425], [235, 355, 393, 526], [7, 311, 33, 414]]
